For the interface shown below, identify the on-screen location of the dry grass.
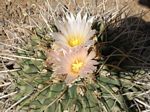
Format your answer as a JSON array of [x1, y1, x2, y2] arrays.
[[0, 0, 150, 112]]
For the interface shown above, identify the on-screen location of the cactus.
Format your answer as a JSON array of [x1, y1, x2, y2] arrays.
[[9, 17, 147, 112]]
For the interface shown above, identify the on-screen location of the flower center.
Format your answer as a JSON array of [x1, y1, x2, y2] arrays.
[[71, 59, 84, 74], [68, 35, 83, 47]]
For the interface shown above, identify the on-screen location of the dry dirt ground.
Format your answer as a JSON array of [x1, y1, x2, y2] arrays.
[[0, 0, 149, 44], [0, 0, 149, 111], [0, 0, 149, 43], [0, 0, 150, 20]]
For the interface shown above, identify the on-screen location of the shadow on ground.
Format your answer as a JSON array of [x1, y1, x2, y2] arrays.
[[138, 0, 150, 8], [99, 15, 150, 71]]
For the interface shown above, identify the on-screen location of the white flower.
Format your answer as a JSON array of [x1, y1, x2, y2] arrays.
[[53, 12, 95, 48]]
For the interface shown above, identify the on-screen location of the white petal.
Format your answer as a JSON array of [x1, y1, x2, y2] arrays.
[[86, 30, 96, 39], [55, 21, 68, 36], [83, 13, 87, 22], [76, 11, 82, 23], [88, 16, 95, 23], [52, 33, 66, 42]]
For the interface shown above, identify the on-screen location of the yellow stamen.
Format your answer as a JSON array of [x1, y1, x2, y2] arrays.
[[71, 59, 83, 74], [68, 35, 83, 47]]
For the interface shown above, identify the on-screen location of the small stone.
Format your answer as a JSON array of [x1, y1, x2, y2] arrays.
[[38, 84, 44, 89]]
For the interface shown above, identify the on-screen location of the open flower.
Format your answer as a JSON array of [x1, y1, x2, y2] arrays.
[[53, 12, 96, 48], [47, 46, 98, 83]]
